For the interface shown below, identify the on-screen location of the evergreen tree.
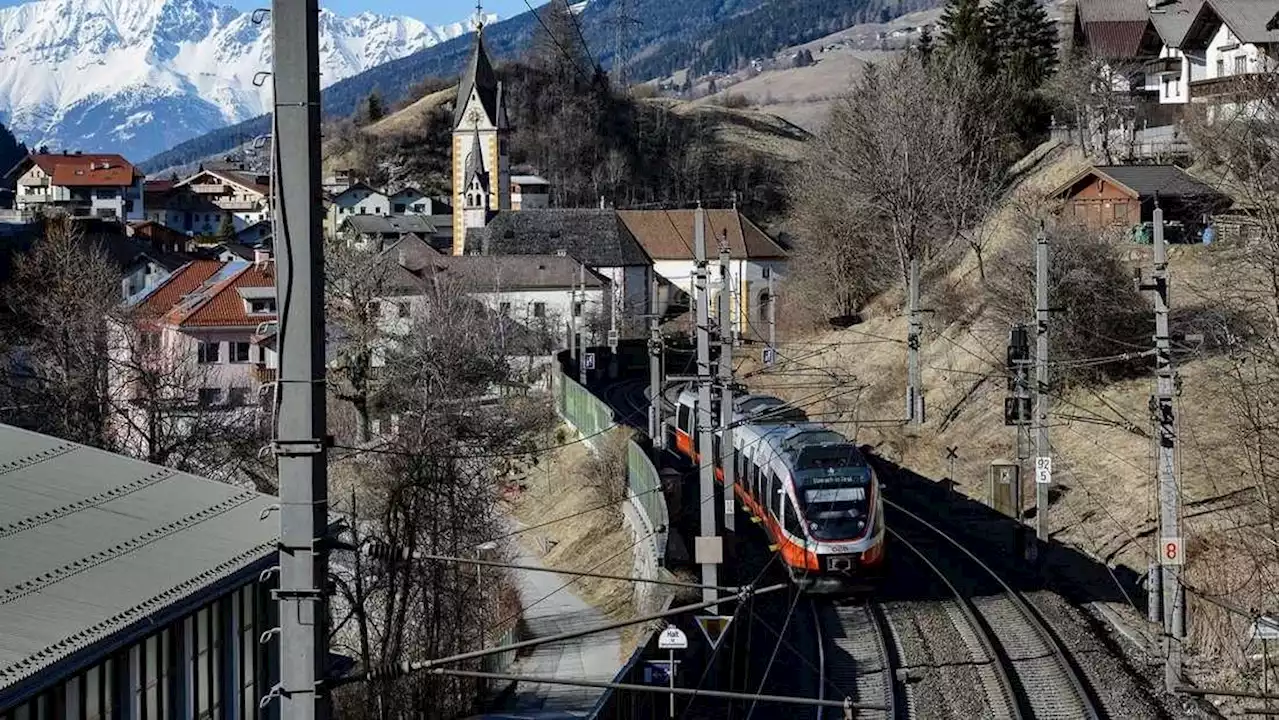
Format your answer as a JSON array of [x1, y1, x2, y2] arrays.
[[986, 0, 1058, 88], [916, 26, 935, 64], [365, 90, 386, 124], [708, 77, 718, 94], [939, 0, 989, 56], [215, 213, 237, 244], [0, 122, 27, 187]]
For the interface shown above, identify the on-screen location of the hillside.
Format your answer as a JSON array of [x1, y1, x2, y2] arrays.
[[746, 141, 1277, 695], [141, 0, 938, 172]]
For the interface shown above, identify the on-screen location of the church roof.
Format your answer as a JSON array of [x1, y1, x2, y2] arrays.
[[466, 210, 653, 268], [454, 28, 501, 130]]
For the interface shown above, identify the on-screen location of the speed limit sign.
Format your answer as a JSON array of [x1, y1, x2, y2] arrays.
[[1159, 537, 1184, 566]]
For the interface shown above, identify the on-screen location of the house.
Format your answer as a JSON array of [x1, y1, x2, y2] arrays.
[[235, 219, 273, 247], [1047, 164, 1228, 238], [617, 209, 789, 337], [431, 254, 609, 332], [1069, 0, 1164, 61], [144, 182, 236, 239], [6, 151, 145, 222], [126, 254, 279, 410], [465, 209, 654, 322], [171, 162, 271, 232], [387, 186, 443, 215], [0, 422, 279, 716], [339, 214, 438, 250], [127, 220, 193, 255], [1172, 0, 1277, 116], [325, 183, 391, 235], [510, 175, 550, 210]]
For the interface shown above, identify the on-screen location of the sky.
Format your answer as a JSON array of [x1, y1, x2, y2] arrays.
[[0, 0, 542, 25]]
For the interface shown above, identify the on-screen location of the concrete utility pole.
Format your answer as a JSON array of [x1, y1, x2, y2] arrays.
[[649, 275, 664, 450], [766, 268, 776, 357], [1034, 226, 1050, 546], [906, 256, 924, 424], [693, 204, 721, 610], [270, 0, 330, 718], [1148, 204, 1185, 693], [577, 261, 587, 385], [718, 231, 736, 533]]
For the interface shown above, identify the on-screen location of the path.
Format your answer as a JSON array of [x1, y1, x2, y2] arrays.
[[475, 531, 622, 719]]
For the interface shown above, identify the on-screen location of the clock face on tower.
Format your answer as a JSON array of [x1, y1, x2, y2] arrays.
[[468, 108, 481, 127]]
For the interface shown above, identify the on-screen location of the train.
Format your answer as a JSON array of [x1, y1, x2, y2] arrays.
[[668, 389, 887, 594]]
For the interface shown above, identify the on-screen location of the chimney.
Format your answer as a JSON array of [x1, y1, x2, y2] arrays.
[[253, 246, 271, 268]]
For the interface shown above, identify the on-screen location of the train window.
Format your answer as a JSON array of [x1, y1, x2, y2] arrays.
[[796, 445, 866, 471], [782, 498, 803, 537], [677, 404, 690, 434]]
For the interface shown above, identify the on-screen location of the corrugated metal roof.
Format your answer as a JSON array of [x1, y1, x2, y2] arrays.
[[0, 424, 277, 697]]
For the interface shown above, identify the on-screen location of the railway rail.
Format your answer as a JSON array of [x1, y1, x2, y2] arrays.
[[887, 500, 1104, 720], [812, 599, 904, 719]]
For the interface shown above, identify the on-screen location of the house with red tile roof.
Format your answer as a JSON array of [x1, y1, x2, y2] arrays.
[[5, 151, 145, 222], [123, 253, 279, 409]]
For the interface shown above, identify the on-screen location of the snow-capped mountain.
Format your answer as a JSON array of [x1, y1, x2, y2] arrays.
[[0, 0, 495, 161]]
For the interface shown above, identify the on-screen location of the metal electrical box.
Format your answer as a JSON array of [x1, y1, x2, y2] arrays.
[[989, 461, 1021, 519]]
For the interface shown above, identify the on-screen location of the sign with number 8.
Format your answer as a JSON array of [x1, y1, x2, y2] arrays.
[[1159, 537, 1184, 566]]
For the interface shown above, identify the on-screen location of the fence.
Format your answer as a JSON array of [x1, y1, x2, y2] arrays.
[[553, 370, 668, 566]]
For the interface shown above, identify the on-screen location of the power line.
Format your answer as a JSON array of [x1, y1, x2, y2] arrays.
[[522, 0, 592, 81]]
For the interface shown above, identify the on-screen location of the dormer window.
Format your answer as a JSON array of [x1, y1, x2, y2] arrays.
[[247, 298, 276, 314]]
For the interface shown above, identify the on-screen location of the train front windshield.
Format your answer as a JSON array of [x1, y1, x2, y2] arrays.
[[795, 446, 873, 541]]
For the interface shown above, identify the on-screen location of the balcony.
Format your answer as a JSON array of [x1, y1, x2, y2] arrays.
[[219, 200, 261, 211], [251, 364, 277, 384], [190, 183, 228, 194], [1190, 72, 1277, 101], [17, 177, 48, 188]]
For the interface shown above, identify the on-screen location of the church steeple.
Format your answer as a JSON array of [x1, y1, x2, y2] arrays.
[[451, 14, 511, 255]]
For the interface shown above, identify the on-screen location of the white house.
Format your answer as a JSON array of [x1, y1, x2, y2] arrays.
[[617, 209, 789, 338], [173, 162, 271, 231], [5, 152, 145, 221], [326, 182, 391, 235], [1147, 0, 1278, 110], [465, 208, 654, 332], [511, 175, 551, 210], [388, 186, 447, 215]]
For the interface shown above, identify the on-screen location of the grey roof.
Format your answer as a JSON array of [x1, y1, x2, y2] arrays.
[[467, 209, 653, 268], [453, 29, 502, 130], [1077, 0, 1150, 23], [0, 424, 277, 703], [385, 234, 441, 273], [1205, 0, 1278, 44], [463, 127, 488, 189], [428, 254, 608, 290], [1051, 164, 1226, 199], [341, 215, 438, 236], [1148, 0, 1204, 45]]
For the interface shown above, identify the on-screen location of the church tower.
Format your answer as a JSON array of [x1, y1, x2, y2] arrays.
[[451, 18, 510, 255]]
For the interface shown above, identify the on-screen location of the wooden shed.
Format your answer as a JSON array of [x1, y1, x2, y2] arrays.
[[1047, 165, 1228, 238]]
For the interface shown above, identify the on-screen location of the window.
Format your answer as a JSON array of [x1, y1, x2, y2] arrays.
[[1113, 202, 1127, 221], [397, 301, 410, 318], [412, 203, 425, 213], [198, 388, 223, 406], [393, 203, 406, 213], [532, 302, 546, 318], [230, 342, 250, 363], [573, 301, 583, 317], [1216, 58, 1225, 76], [359, 206, 367, 214], [248, 298, 276, 314], [1234, 55, 1247, 75], [141, 332, 160, 353], [228, 387, 249, 406], [197, 341, 220, 364], [782, 497, 803, 537], [499, 301, 511, 315]]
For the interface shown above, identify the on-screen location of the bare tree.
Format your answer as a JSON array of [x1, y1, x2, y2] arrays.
[[787, 49, 1015, 321], [1044, 51, 1146, 164], [0, 216, 120, 448]]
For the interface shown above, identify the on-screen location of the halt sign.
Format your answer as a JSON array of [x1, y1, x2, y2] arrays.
[[658, 625, 688, 650]]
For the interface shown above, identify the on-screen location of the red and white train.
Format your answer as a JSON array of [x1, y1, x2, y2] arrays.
[[670, 390, 887, 593]]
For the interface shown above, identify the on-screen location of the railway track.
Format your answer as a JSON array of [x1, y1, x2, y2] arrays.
[[888, 500, 1104, 720], [812, 599, 904, 719]]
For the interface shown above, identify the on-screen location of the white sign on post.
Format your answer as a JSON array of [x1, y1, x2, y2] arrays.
[[1035, 456, 1052, 485], [658, 626, 688, 650], [1159, 537, 1184, 566]]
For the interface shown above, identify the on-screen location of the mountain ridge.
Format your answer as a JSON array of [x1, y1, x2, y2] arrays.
[[0, 0, 492, 161]]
